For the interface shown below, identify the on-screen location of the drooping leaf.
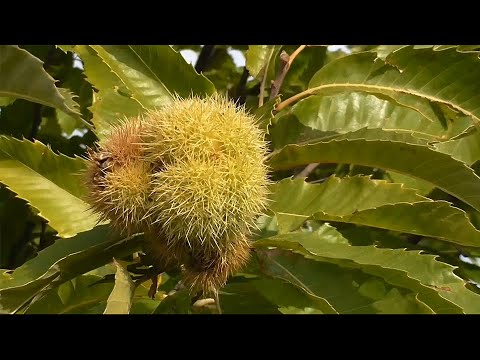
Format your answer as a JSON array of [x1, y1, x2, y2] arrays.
[[255, 225, 480, 313], [65, 45, 125, 91], [269, 176, 424, 233], [24, 274, 114, 314], [270, 177, 480, 246], [0, 225, 143, 313], [315, 201, 480, 247], [0, 45, 81, 120], [103, 259, 135, 314], [255, 248, 432, 314], [268, 128, 480, 212], [251, 277, 337, 314], [0, 136, 103, 237], [219, 280, 281, 314]]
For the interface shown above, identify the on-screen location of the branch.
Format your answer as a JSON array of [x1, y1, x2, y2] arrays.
[[195, 45, 216, 73], [270, 45, 307, 101], [269, 51, 290, 100], [294, 163, 320, 179]]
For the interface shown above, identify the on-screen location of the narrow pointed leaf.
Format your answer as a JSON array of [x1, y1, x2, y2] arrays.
[[103, 259, 135, 314]]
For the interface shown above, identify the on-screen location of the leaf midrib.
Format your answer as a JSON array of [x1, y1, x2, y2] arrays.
[[290, 83, 480, 124]]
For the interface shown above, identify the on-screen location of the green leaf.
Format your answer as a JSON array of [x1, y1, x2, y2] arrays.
[[254, 97, 279, 133], [307, 47, 480, 129], [290, 92, 471, 141], [89, 89, 144, 139], [24, 274, 114, 314], [219, 280, 281, 314], [0, 225, 143, 313], [91, 45, 215, 109], [270, 176, 424, 232], [0, 97, 15, 106], [270, 177, 480, 247], [251, 277, 337, 314], [255, 248, 432, 314], [435, 131, 480, 165], [315, 201, 480, 247], [386, 171, 435, 195], [246, 45, 280, 79], [0, 45, 81, 120], [269, 112, 330, 150], [103, 259, 135, 314], [0, 136, 103, 237], [68, 45, 125, 91], [268, 128, 480, 212], [152, 289, 192, 314], [255, 225, 480, 313]]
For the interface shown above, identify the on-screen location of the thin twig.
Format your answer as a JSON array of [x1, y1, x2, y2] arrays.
[[269, 51, 290, 100], [270, 45, 307, 101], [259, 47, 276, 107], [275, 88, 315, 112], [288, 45, 307, 67], [294, 163, 320, 179]]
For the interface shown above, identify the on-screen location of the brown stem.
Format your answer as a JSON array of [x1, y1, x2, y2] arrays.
[[269, 51, 290, 100], [294, 163, 320, 179], [275, 88, 315, 112], [270, 45, 307, 110]]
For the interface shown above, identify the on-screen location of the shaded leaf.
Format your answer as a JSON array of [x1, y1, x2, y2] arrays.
[[251, 277, 337, 314], [246, 45, 279, 79], [0, 225, 142, 313], [0, 45, 81, 119], [255, 248, 432, 314], [255, 225, 480, 313], [25, 274, 114, 314]]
